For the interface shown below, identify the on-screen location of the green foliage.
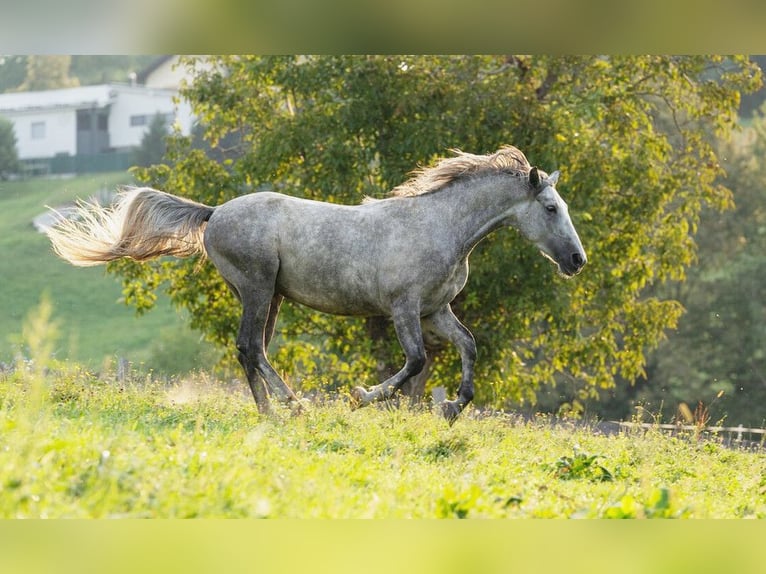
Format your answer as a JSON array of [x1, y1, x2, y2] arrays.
[[546, 449, 614, 482], [131, 113, 170, 168], [0, 55, 26, 93], [15, 56, 79, 91], [69, 55, 157, 85], [123, 55, 761, 409], [602, 487, 691, 519], [0, 116, 19, 179], [1, 56, 161, 92], [614, 103, 766, 427], [1, 56, 157, 93], [435, 484, 482, 518]]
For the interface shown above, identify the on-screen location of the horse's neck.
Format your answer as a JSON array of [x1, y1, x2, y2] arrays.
[[425, 175, 528, 256]]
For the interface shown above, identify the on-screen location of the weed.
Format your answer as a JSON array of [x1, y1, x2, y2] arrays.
[[601, 493, 639, 518], [435, 485, 482, 519], [677, 390, 726, 441], [420, 437, 468, 463], [602, 487, 690, 519], [546, 449, 614, 482]]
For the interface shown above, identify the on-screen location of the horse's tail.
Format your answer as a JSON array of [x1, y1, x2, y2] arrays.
[[47, 187, 216, 267]]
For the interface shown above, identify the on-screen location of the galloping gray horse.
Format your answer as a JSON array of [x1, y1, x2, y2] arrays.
[[48, 146, 586, 422]]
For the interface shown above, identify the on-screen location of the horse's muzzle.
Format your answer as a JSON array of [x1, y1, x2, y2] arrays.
[[560, 251, 587, 277]]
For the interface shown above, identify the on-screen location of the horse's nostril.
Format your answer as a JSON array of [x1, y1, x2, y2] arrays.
[[572, 252, 585, 269]]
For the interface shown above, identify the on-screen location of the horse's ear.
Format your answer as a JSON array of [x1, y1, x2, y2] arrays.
[[529, 167, 541, 190], [547, 170, 560, 186]]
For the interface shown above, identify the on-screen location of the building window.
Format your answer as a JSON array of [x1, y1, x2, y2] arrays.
[[31, 121, 46, 139], [130, 112, 174, 128]]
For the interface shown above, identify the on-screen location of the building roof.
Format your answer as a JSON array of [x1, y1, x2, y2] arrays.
[[136, 56, 174, 85], [0, 83, 177, 114]]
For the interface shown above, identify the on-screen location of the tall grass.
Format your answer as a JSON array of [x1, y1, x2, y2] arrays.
[[1, 300, 765, 519]]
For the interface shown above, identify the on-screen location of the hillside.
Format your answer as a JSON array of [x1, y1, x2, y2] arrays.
[[0, 173, 214, 371]]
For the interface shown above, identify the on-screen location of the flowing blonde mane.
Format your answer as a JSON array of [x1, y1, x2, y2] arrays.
[[390, 145, 534, 198]]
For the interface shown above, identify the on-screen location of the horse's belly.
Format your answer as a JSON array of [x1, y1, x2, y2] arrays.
[[278, 288, 382, 316], [280, 255, 468, 317], [276, 268, 383, 316]]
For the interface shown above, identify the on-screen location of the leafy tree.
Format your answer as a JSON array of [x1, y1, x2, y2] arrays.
[[16, 56, 79, 91], [605, 104, 766, 427], [132, 113, 170, 168], [118, 55, 760, 412], [738, 56, 766, 118], [69, 55, 157, 85], [0, 55, 27, 93], [2, 56, 159, 92], [0, 116, 20, 180]]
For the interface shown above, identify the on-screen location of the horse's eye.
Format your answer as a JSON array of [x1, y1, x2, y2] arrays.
[[545, 205, 557, 214]]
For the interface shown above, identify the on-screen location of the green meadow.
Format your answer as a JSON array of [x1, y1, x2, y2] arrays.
[[1, 304, 764, 519]]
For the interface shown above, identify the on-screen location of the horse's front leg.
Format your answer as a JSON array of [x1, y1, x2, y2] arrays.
[[351, 305, 426, 407], [421, 305, 477, 424]]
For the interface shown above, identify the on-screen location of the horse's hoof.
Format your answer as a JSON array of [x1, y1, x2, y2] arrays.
[[440, 400, 462, 425]]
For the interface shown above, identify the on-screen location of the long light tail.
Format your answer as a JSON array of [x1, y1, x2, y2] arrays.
[[46, 187, 216, 267]]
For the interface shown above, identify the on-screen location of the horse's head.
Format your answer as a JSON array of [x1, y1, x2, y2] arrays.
[[517, 167, 587, 277]]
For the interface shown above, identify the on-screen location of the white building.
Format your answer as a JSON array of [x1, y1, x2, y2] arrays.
[[0, 82, 194, 173]]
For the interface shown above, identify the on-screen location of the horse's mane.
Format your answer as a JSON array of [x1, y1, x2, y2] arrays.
[[389, 145, 533, 198]]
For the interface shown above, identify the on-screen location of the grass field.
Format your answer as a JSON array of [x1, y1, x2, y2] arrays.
[[0, 173, 213, 370], [2, 308, 765, 520]]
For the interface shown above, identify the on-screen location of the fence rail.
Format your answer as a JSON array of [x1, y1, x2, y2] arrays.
[[614, 421, 766, 446]]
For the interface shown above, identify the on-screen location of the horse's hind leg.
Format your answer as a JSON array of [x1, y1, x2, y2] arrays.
[[351, 304, 426, 407], [237, 291, 299, 414], [421, 305, 477, 423]]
